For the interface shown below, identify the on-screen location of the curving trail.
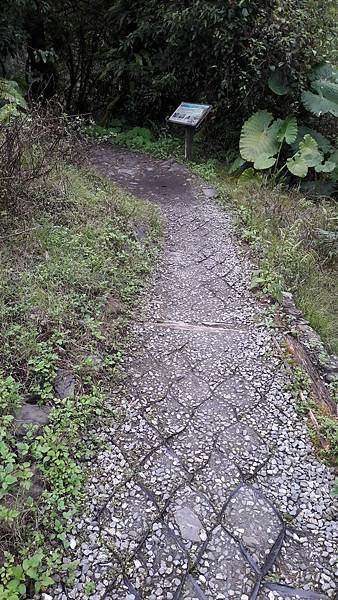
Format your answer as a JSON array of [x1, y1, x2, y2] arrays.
[[53, 146, 336, 600]]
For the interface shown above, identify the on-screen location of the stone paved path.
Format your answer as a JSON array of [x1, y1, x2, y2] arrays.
[[53, 147, 337, 600]]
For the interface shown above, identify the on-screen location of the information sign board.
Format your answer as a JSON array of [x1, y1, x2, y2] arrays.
[[168, 102, 211, 127]]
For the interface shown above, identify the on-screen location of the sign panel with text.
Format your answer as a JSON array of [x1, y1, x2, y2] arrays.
[[168, 102, 211, 127]]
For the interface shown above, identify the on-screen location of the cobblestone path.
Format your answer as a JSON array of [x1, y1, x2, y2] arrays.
[[54, 147, 337, 600]]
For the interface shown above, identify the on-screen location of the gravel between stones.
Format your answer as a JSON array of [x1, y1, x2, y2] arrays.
[[47, 147, 337, 600]]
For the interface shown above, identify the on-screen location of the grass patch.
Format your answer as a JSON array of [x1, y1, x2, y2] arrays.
[[0, 164, 161, 598], [219, 180, 338, 355]]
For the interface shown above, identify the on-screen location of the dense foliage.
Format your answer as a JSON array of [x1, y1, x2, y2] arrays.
[[0, 1, 336, 143]]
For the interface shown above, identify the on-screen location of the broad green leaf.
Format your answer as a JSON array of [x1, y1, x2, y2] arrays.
[[25, 567, 38, 579], [7, 579, 21, 592], [23, 551, 43, 576], [12, 566, 24, 580], [268, 69, 289, 95], [239, 110, 280, 162], [292, 126, 332, 154], [238, 167, 262, 186], [4, 474, 17, 486], [302, 63, 338, 117], [40, 575, 54, 587], [309, 62, 337, 82], [253, 153, 276, 170], [299, 135, 323, 167], [302, 90, 338, 117], [312, 79, 338, 105], [315, 160, 336, 173], [227, 156, 246, 174], [277, 115, 298, 144], [287, 155, 308, 178], [0, 104, 20, 123]]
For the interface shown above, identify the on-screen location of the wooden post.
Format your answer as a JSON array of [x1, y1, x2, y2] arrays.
[[185, 126, 194, 161]]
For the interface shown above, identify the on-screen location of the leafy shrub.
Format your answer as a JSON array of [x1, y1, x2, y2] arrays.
[[84, 123, 183, 160], [98, 1, 336, 142], [302, 63, 338, 118], [0, 373, 21, 415], [0, 79, 27, 122], [0, 550, 54, 599], [239, 110, 337, 186]]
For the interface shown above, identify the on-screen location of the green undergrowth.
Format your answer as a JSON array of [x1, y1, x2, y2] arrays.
[[219, 180, 338, 356], [83, 122, 214, 162], [289, 364, 338, 486], [0, 165, 161, 598]]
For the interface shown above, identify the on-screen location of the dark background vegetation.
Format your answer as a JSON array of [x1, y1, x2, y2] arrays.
[[1, 0, 337, 146]]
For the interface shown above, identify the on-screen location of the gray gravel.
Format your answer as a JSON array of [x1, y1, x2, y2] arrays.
[[47, 147, 337, 600]]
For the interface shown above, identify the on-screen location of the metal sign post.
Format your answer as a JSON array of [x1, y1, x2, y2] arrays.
[[168, 102, 212, 161], [184, 126, 194, 161]]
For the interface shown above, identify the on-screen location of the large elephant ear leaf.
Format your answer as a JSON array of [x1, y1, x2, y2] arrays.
[[312, 80, 338, 104], [268, 69, 289, 96], [309, 62, 337, 82], [277, 115, 298, 144], [253, 153, 276, 170], [315, 160, 336, 173], [287, 134, 323, 178], [292, 126, 332, 154], [302, 88, 338, 118], [299, 134, 323, 167], [287, 155, 308, 178], [239, 110, 280, 162], [302, 63, 338, 117]]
